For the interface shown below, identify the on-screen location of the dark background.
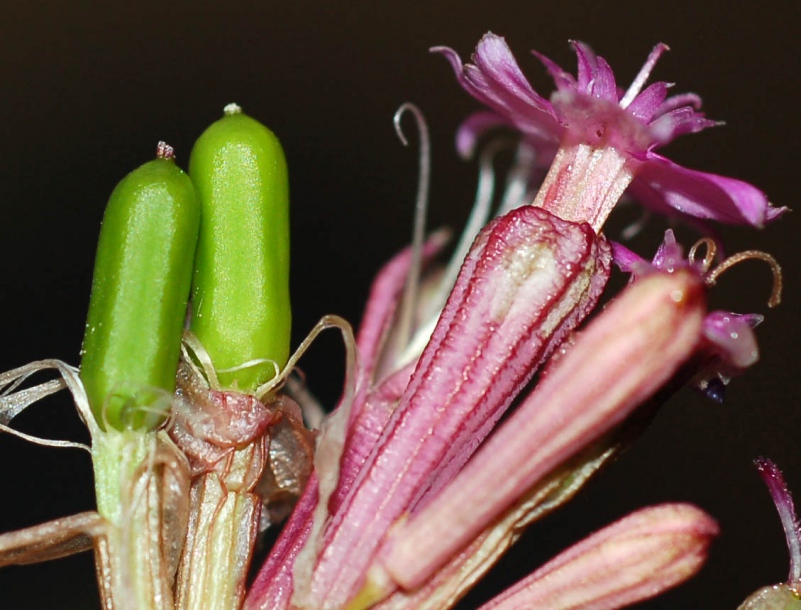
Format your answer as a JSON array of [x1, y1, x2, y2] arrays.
[[0, 2, 799, 608]]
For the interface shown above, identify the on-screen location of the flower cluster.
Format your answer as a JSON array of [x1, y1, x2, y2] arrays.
[[244, 33, 784, 610]]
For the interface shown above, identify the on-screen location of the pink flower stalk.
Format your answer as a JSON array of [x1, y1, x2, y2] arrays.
[[739, 458, 801, 609], [435, 33, 786, 229], [756, 458, 801, 589], [477, 504, 718, 610]]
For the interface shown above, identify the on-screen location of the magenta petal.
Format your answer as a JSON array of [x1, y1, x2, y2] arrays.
[[650, 229, 687, 272], [610, 241, 644, 273], [440, 34, 782, 229], [470, 33, 552, 111], [626, 81, 669, 122], [571, 40, 596, 93], [567, 41, 616, 103], [649, 106, 720, 142], [591, 56, 618, 102], [432, 35, 559, 144], [307, 206, 611, 608], [657, 91, 703, 114], [635, 153, 787, 227]]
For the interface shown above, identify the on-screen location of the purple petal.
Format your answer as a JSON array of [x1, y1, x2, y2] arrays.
[[591, 55, 618, 102], [432, 36, 559, 145], [455, 110, 516, 159], [657, 91, 703, 115], [635, 153, 787, 227], [567, 41, 617, 103], [651, 229, 688, 272], [471, 33, 546, 107], [571, 40, 596, 93], [610, 241, 645, 273], [649, 106, 720, 143]]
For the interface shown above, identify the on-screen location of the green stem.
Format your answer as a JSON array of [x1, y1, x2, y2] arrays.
[[92, 429, 190, 610]]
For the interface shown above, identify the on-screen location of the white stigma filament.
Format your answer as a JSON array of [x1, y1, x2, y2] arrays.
[[393, 102, 431, 354], [620, 43, 670, 109]]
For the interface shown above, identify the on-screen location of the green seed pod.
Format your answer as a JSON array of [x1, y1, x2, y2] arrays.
[[80, 144, 200, 430], [188, 104, 291, 392]]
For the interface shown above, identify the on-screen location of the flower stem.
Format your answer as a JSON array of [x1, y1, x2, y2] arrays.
[[174, 472, 261, 610], [92, 429, 191, 610]]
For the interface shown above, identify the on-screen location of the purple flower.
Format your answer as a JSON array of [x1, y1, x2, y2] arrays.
[[612, 229, 781, 402], [434, 33, 786, 229]]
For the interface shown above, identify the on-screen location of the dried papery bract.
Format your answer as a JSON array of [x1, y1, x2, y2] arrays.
[[0, 357, 193, 610], [173, 315, 357, 610], [0, 512, 105, 568]]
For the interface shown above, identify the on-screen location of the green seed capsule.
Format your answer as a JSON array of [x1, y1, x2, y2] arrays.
[[80, 146, 200, 430], [189, 104, 291, 392]]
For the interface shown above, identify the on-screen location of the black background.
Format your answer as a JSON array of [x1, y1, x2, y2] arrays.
[[0, 2, 799, 608]]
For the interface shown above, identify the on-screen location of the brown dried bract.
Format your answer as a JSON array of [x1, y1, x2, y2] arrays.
[[168, 360, 317, 523], [256, 396, 316, 524]]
